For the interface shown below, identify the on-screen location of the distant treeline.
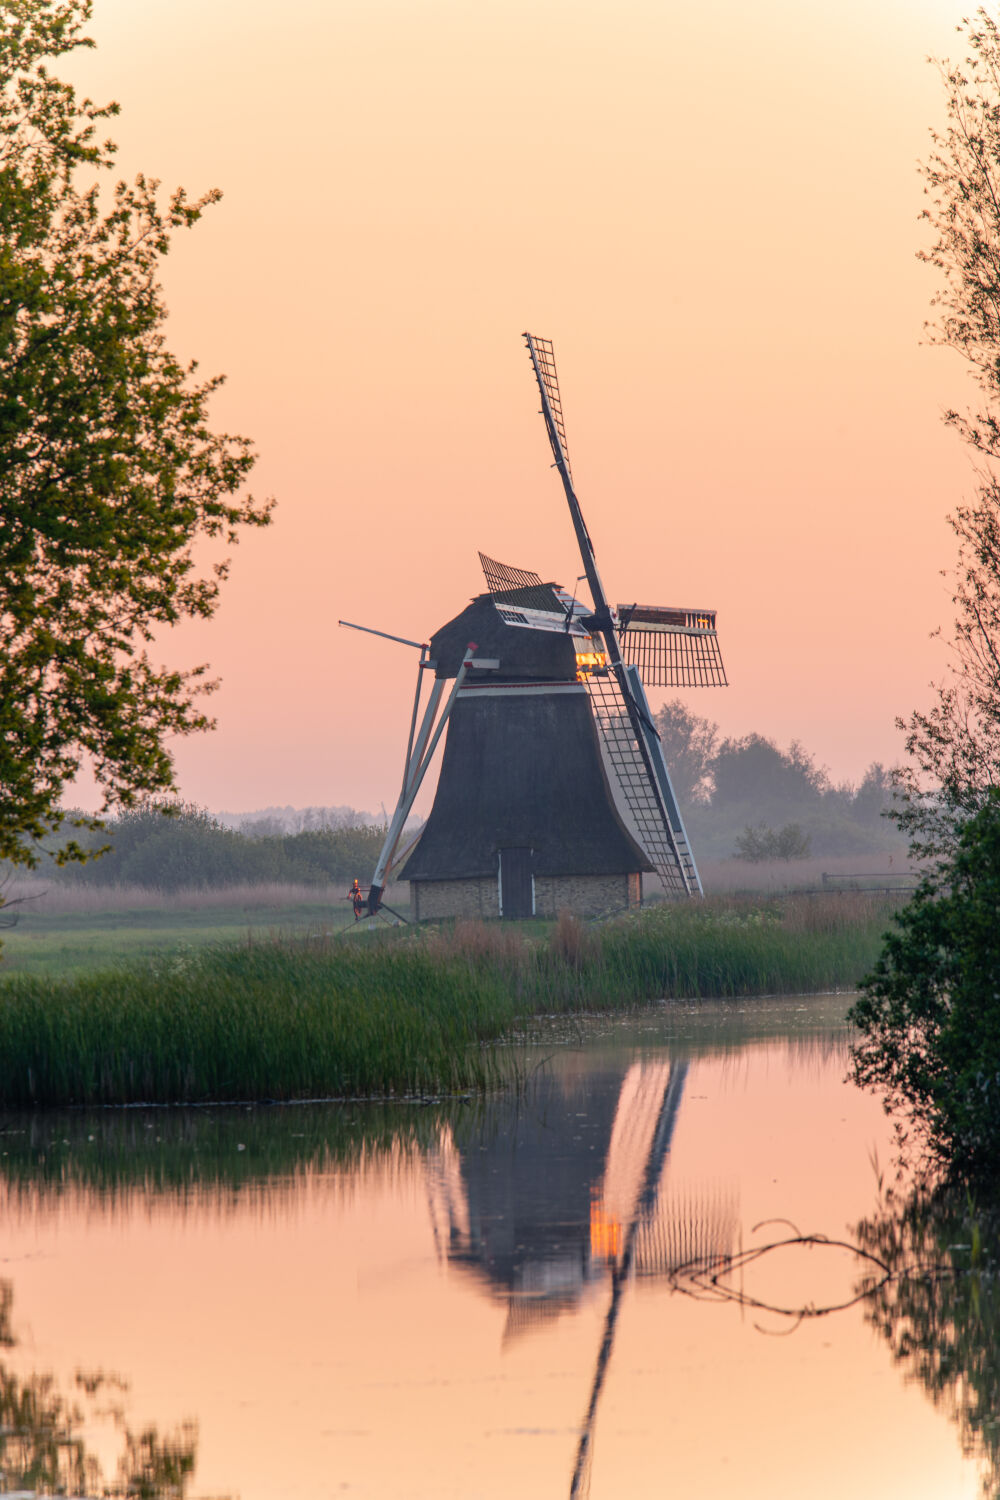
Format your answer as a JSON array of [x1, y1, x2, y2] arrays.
[[42, 711, 899, 891], [655, 702, 907, 860], [49, 805, 386, 892], [215, 804, 387, 835]]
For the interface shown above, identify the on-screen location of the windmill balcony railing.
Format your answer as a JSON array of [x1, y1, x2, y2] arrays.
[[618, 604, 718, 633]]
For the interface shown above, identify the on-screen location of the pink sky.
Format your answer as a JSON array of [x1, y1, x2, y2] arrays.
[[72, 0, 977, 813]]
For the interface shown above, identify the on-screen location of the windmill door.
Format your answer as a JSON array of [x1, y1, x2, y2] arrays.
[[499, 847, 534, 920]]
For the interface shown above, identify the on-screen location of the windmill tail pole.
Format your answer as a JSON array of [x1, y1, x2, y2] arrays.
[[367, 646, 476, 916]]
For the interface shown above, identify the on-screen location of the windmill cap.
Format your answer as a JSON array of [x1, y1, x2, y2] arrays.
[[429, 598, 580, 680]]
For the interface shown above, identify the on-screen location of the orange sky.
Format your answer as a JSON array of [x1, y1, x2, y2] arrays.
[[70, 0, 979, 813]]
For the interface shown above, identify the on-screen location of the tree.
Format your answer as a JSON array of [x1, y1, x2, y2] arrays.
[[0, 2, 272, 873], [653, 699, 718, 806], [711, 733, 826, 810], [848, 791, 1000, 1172], [891, 477, 1000, 859], [848, 22, 1000, 1169], [49, 803, 389, 891], [921, 9, 1000, 463], [895, 10, 1000, 858], [850, 762, 894, 827]]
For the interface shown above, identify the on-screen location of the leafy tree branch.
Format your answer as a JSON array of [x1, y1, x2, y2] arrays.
[[0, 0, 273, 878]]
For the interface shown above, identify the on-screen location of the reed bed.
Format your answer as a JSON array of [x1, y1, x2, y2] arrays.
[[0, 892, 901, 1108]]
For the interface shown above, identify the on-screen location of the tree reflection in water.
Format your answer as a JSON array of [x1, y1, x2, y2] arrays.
[[0, 1278, 202, 1499], [855, 1182, 1000, 1500]]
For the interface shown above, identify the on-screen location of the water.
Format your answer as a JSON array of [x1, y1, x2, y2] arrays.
[[0, 996, 988, 1498]]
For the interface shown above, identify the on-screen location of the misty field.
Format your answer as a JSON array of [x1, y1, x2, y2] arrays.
[[0, 882, 381, 979], [0, 891, 904, 1107], [0, 852, 912, 981]]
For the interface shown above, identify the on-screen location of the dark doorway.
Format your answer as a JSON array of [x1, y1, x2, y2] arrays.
[[499, 847, 534, 920]]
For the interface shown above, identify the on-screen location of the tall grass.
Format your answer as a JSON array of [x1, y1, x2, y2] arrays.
[[0, 893, 900, 1108], [0, 942, 519, 1108]]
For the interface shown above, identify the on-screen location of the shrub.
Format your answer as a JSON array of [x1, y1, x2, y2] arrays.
[[849, 792, 1000, 1172], [733, 822, 811, 862]]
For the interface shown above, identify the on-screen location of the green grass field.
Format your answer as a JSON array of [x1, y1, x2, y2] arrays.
[[0, 887, 403, 978], [0, 888, 905, 1107]]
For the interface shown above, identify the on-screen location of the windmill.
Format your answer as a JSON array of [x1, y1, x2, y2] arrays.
[[344, 334, 727, 920]]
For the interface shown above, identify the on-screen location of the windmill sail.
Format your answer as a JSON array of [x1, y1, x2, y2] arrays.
[[520, 335, 574, 479], [618, 604, 728, 688], [523, 332, 703, 896], [583, 668, 700, 897], [522, 334, 605, 616], [478, 552, 545, 595]]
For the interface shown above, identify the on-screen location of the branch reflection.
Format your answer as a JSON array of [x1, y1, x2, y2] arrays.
[[0, 1278, 209, 1499], [660, 1183, 1000, 1498]]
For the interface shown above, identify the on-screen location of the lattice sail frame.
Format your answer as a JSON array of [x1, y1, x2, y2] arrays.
[[523, 332, 712, 898], [617, 604, 728, 689], [522, 335, 573, 479], [478, 552, 545, 595], [582, 668, 699, 897]]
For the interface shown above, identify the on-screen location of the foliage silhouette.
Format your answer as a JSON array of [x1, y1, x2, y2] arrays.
[[849, 791, 1000, 1171], [650, 705, 901, 859], [893, 10, 1000, 858], [653, 699, 719, 806], [47, 802, 386, 890], [0, 1, 271, 888]]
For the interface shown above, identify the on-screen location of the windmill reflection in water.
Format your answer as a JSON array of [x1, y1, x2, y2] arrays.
[[424, 1058, 737, 1497]]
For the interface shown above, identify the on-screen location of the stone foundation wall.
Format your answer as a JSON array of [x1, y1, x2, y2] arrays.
[[411, 877, 500, 921], [534, 872, 640, 919], [410, 871, 641, 921]]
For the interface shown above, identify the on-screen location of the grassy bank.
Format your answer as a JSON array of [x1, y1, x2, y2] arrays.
[[0, 892, 900, 1108], [0, 857, 913, 979]]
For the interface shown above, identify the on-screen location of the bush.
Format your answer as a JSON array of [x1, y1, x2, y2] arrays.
[[733, 822, 811, 862], [848, 792, 1000, 1172]]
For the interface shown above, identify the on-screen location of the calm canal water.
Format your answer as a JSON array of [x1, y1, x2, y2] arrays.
[[0, 995, 989, 1498]]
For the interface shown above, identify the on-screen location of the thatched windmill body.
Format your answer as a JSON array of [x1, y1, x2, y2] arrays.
[[344, 335, 727, 920]]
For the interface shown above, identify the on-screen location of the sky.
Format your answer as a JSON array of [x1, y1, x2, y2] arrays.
[[69, 0, 982, 815]]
